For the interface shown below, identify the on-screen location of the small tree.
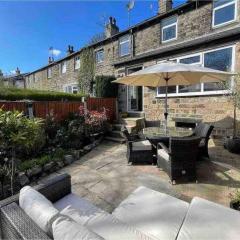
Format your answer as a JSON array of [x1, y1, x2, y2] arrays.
[[95, 75, 118, 98], [0, 109, 44, 195], [0, 69, 4, 86]]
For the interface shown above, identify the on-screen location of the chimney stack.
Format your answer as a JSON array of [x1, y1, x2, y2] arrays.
[[158, 0, 173, 14], [67, 45, 74, 55], [48, 57, 54, 64], [105, 17, 119, 38], [15, 67, 20, 75]]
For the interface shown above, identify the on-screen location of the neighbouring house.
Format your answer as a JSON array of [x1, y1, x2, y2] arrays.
[[3, 68, 27, 88], [25, 0, 240, 138]]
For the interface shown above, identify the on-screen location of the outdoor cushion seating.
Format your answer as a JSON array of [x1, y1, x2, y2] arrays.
[[2, 174, 240, 240], [157, 136, 201, 184], [192, 123, 214, 159], [112, 186, 189, 240], [121, 126, 153, 164]]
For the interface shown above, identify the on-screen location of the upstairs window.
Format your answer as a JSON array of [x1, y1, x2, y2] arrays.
[[61, 61, 67, 74], [161, 16, 177, 42], [96, 49, 104, 63], [47, 68, 52, 78], [75, 56, 81, 70], [119, 35, 130, 57], [213, 0, 237, 27], [64, 84, 79, 94]]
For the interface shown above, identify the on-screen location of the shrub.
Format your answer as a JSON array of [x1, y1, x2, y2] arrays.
[[18, 159, 37, 172], [95, 75, 118, 98], [0, 87, 86, 101]]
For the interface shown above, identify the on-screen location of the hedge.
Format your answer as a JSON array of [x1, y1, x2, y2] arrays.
[[0, 87, 87, 101], [95, 75, 118, 98]]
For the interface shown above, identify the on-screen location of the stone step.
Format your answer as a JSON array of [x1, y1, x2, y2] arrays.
[[104, 136, 126, 144], [108, 130, 123, 138]]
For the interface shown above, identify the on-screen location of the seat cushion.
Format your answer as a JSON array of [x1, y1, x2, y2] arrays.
[[132, 140, 152, 151], [177, 197, 240, 240], [112, 186, 189, 240], [157, 149, 169, 161], [52, 214, 104, 240], [61, 205, 154, 240], [54, 193, 105, 224], [19, 186, 58, 236]]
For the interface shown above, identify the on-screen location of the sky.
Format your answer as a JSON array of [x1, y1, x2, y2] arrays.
[[0, 0, 186, 74]]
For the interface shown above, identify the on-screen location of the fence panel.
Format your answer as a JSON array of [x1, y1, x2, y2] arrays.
[[0, 102, 26, 113]]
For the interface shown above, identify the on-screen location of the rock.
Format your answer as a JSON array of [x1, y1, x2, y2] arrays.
[[43, 161, 55, 173], [27, 166, 42, 178], [17, 172, 30, 186], [56, 160, 64, 168], [63, 155, 74, 165], [83, 144, 93, 152], [72, 150, 81, 159]]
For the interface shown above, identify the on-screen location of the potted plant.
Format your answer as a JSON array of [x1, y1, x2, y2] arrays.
[[224, 74, 240, 154], [230, 190, 240, 210]]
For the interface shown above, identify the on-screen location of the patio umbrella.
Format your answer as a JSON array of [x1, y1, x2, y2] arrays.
[[113, 61, 236, 132]]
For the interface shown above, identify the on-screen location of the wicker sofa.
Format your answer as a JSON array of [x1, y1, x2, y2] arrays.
[[1, 174, 240, 240]]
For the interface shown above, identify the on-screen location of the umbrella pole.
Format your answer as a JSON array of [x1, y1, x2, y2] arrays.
[[164, 76, 169, 134]]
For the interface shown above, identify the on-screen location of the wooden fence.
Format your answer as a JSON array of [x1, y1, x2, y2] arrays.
[[0, 98, 117, 122]]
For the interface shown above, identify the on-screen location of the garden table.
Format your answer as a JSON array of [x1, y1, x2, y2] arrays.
[[141, 127, 193, 164]]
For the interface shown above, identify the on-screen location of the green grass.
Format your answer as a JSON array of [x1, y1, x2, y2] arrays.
[[0, 87, 87, 101]]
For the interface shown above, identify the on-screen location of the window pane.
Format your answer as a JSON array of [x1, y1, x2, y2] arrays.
[[120, 41, 130, 56], [214, 0, 234, 8], [179, 84, 201, 93], [179, 55, 200, 64], [96, 50, 104, 63], [120, 35, 130, 43], [204, 47, 232, 91], [162, 25, 176, 41], [214, 4, 235, 26], [162, 16, 177, 27], [158, 86, 176, 94]]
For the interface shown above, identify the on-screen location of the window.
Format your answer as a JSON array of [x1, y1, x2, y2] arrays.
[[75, 56, 81, 70], [119, 35, 130, 57], [61, 61, 67, 74], [64, 84, 79, 94], [157, 46, 234, 97], [213, 0, 237, 27], [96, 49, 104, 63], [161, 16, 177, 42], [47, 68, 52, 78]]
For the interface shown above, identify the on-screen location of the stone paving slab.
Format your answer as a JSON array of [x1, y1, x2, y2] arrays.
[[44, 140, 240, 212]]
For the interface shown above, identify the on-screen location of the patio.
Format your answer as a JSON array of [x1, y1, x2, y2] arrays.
[[41, 140, 240, 212]]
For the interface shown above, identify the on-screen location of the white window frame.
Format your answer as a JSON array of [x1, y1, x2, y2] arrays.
[[96, 49, 104, 64], [47, 68, 52, 79], [156, 45, 235, 98], [119, 35, 131, 57], [63, 83, 79, 94], [61, 61, 67, 74], [161, 16, 178, 43], [74, 56, 81, 70], [212, 0, 237, 28]]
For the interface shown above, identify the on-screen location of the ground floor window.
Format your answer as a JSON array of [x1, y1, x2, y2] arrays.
[[64, 84, 79, 94], [157, 45, 234, 97]]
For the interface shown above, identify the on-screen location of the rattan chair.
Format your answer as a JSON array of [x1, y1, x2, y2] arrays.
[[193, 123, 214, 159], [121, 127, 153, 164], [157, 136, 201, 184], [0, 174, 71, 240]]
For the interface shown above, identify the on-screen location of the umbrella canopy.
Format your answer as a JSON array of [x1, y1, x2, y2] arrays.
[[113, 61, 236, 133], [113, 61, 235, 86]]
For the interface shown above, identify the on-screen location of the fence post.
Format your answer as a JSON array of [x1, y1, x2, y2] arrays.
[[115, 98, 119, 122]]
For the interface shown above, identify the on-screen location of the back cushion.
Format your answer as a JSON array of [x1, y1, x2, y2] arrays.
[[19, 186, 58, 236]]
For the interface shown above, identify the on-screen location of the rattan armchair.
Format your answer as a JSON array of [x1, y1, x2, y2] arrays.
[[121, 127, 153, 164], [157, 137, 201, 184], [0, 174, 71, 240], [193, 123, 214, 159]]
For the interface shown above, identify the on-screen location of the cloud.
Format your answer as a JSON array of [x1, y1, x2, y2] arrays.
[[49, 48, 61, 57], [10, 70, 16, 74]]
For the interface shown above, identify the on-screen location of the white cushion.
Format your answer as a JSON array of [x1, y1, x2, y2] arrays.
[[132, 140, 152, 151], [157, 149, 169, 161], [177, 197, 240, 240], [54, 193, 105, 224], [61, 205, 154, 240], [52, 214, 104, 240], [112, 186, 189, 240], [19, 186, 58, 235]]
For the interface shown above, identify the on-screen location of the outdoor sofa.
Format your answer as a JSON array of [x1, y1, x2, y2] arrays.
[[1, 174, 240, 240]]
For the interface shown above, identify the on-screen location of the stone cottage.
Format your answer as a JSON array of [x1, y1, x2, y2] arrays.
[[25, 0, 240, 137]]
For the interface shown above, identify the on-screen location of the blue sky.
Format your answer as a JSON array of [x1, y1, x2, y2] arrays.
[[0, 0, 186, 74]]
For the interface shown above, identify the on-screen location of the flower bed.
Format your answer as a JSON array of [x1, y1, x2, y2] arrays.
[[0, 106, 108, 200]]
